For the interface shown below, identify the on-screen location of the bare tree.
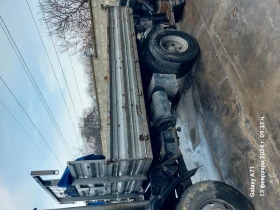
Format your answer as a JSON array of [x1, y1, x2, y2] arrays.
[[79, 54, 96, 97], [79, 106, 102, 154], [39, 0, 92, 54]]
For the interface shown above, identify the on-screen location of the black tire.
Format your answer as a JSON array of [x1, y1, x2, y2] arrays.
[[146, 51, 183, 76], [146, 29, 199, 78], [176, 181, 255, 210]]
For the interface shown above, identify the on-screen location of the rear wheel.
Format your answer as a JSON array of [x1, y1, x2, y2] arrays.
[[146, 29, 199, 78], [176, 181, 255, 210]]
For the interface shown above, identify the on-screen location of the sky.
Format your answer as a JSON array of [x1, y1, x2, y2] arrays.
[[0, 0, 93, 209]]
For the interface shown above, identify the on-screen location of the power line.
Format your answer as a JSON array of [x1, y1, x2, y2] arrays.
[[0, 99, 51, 164], [0, 16, 72, 159], [0, 76, 63, 169], [39, 1, 80, 124], [67, 49, 85, 115], [24, 0, 80, 147]]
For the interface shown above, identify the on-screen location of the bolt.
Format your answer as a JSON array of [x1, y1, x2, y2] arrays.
[[138, 88, 143, 96], [144, 134, 149, 140], [139, 134, 144, 141], [232, 7, 238, 17]]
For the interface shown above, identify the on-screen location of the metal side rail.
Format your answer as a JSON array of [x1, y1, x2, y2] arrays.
[[107, 6, 153, 194], [31, 158, 148, 204]]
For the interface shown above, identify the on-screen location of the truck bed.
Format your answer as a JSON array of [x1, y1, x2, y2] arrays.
[[67, 6, 154, 198]]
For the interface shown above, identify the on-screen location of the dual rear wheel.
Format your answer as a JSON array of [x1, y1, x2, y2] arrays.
[[146, 29, 199, 78]]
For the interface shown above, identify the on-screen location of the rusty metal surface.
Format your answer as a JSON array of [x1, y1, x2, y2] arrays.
[[177, 0, 280, 209], [156, 0, 169, 14]]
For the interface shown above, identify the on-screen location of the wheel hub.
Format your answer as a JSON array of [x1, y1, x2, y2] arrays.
[[200, 199, 236, 210], [160, 35, 188, 53]]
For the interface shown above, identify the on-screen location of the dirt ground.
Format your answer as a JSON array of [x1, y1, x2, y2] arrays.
[[176, 1, 280, 209]]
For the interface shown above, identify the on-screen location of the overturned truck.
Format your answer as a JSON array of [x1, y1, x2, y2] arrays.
[[32, 2, 255, 210]]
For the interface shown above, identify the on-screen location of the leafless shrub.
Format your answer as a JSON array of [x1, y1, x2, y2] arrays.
[[79, 105, 102, 155]]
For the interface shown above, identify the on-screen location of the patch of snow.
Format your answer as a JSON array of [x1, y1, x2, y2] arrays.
[[177, 112, 221, 183]]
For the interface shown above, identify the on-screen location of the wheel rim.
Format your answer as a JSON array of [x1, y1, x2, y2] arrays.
[[160, 35, 188, 53], [199, 199, 236, 210]]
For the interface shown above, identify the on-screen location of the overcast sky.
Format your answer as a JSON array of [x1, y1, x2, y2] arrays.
[[0, 0, 92, 209]]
